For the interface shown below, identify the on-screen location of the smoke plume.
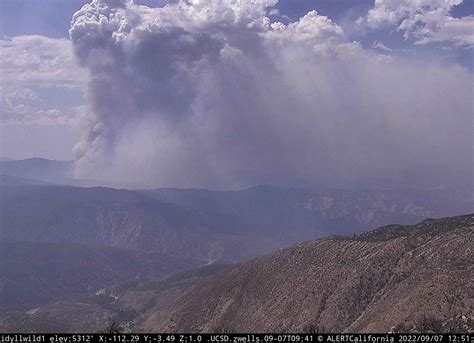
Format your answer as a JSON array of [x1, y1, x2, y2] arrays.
[[69, 0, 473, 189]]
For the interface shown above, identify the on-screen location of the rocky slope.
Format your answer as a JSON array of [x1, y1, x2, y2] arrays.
[[137, 214, 473, 333]]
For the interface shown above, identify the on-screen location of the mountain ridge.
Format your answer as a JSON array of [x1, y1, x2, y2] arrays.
[[137, 214, 473, 333], [1, 214, 472, 333], [0, 184, 280, 262]]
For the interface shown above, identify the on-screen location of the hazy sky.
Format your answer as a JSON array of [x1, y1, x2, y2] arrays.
[[1, 0, 473, 189]]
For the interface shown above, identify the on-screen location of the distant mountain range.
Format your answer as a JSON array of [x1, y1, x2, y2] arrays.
[[0, 184, 278, 262], [143, 185, 473, 242], [0, 158, 472, 333], [0, 158, 135, 188], [0, 158, 74, 184], [1, 157, 472, 262], [1, 182, 472, 263]]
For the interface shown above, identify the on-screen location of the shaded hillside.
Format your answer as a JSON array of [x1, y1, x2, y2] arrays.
[[0, 240, 201, 311], [0, 301, 116, 333], [0, 185, 279, 262], [144, 186, 473, 242], [0, 263, 229, 333], [138, 214, 473, 333]]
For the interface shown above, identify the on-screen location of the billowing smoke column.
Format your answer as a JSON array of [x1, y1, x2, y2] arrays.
[[70, 0, 472, 189]]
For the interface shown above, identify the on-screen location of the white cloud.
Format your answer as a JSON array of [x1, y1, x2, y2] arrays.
[[373, 41, 393, 51], [1, 96, 85, 126], [416, 15, 474, 46], [268, 8, 280, 16], [0, 35, 86, 87], [173, 0, 277, 29], [363, 0, 473, 48], [264, 10, 344, 47], [0, 35, 86, 127]]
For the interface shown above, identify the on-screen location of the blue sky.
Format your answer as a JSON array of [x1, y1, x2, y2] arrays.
[[0, 0, 473, 189]]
